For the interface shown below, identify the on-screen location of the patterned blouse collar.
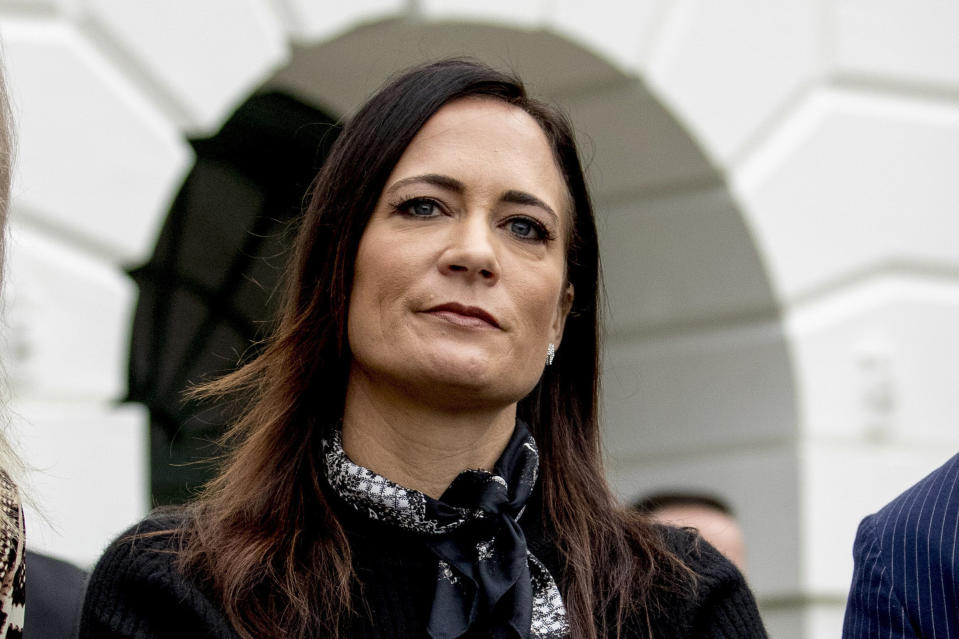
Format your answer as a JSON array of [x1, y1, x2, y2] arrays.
[[322, 420, 569, 639]]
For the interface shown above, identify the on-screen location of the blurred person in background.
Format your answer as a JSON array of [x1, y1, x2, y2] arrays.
[[24, 549, 87, 638], [635, 493, 748, 574], [0, 52, 26, 638], [79, 59, 766, 638], [842, 453, 959, 638]]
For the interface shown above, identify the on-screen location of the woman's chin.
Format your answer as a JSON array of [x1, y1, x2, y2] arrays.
[[403, 356, 533, 409], [351, 345, 537, 409]]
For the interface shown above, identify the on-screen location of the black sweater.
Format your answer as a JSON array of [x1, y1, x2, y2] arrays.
[[79, 500, 767, 638]]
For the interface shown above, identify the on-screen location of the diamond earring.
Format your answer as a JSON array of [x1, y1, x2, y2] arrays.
[[546, 343, 556, 366]]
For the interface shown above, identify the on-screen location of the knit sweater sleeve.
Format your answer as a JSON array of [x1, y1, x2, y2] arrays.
[[661, 525, 768, 639], [78, 514, 238, 639]]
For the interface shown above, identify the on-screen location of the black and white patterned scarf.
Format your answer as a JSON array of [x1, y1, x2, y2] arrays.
[[323, 420, 569, 639]]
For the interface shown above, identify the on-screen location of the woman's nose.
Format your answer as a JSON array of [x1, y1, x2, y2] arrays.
[[438, 215, 500, 284]]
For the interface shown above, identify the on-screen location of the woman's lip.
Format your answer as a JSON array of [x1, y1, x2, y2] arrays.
[[423, 303, 500, 328]]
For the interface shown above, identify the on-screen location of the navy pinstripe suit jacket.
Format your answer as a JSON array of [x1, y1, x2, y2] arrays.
[[843, 453, 959, 638]]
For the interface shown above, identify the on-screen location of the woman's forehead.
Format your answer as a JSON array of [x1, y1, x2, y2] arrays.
[[385, 98, 570, 219]]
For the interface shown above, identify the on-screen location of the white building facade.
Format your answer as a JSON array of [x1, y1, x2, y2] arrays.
[[2, 2, 958, 637]]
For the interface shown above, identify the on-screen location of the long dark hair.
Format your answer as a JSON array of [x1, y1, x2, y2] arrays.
[[178, 58, 693, 639]]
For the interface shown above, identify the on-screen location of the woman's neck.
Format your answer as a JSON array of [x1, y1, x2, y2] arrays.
[[341, 368, 517, 499]]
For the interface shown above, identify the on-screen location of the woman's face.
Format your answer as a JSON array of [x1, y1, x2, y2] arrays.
[[348, 97, 573, 410]]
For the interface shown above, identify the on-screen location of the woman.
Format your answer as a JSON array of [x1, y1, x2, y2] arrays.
[[80, 59, 767, 638]]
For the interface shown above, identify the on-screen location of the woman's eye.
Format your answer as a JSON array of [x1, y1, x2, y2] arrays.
[[507, 217, 546, 241], [402, 198, 440, 217]]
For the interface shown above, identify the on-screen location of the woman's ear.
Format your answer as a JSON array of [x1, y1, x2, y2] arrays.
[[551, 284, 574, 346]]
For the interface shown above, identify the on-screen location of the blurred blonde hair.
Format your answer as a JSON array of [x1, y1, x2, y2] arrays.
[[0, 48, 25, 534], [0, 48, 10, 270]]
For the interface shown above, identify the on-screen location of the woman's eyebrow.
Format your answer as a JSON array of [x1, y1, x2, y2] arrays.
[[387, 173, 464, 194], [502, 190, 558, 222]]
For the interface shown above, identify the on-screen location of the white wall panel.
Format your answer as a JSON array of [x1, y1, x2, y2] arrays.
[[275, 0, 402, 43], [0, 1, 61, 10], [1, 20, 191, 264], [3, 222, 134, 402], [546, 0, 665, 71], [86, 0, 288, 132], [603, 322, 795, 460], [12, 401, 149, 568], [807, 602, 848, 639], [738, 89, 959, 302], [419, 0, 545, 27], [761, 608, 804, 639], [788, 276, 959, 444], [801, 440, 956, 593], [647, 0, 822, 162], [834, 0, 959, 88]]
